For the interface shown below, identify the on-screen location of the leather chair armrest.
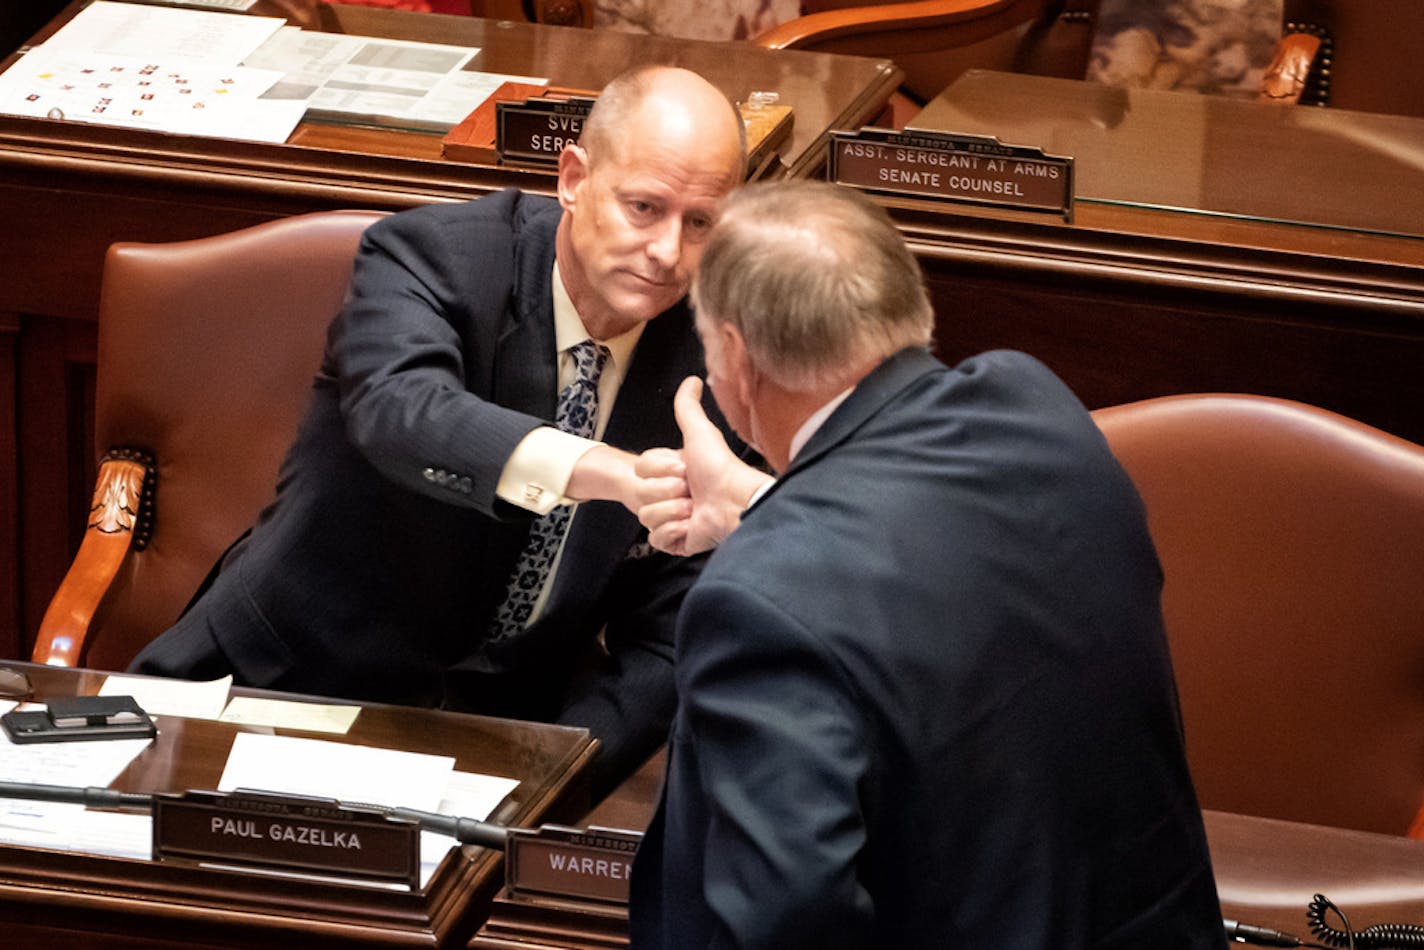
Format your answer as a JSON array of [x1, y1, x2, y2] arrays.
[[31, 452, 154, 667]]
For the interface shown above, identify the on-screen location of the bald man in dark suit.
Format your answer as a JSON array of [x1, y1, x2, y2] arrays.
[[132, 66, 747, 796]]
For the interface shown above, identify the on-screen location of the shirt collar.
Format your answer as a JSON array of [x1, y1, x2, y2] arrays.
[[788, 386, 855, 464], [552, 260, 642, 374]]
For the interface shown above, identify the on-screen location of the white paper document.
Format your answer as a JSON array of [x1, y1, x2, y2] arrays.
[[40, 0, 285, 63], [218, 696, 361, 734], [0, 722, 153, 842], [244, 26, 540, 128], [100, 673, 233, 720], [218, 732, 455, 813], [0, 47, 306, 142]]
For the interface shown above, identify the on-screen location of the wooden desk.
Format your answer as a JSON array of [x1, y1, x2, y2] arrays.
[[0, 0, 900, 658], [474, 750, 1424, 948], [0, 661, 597, 949], [886, 71, 1424, 456]]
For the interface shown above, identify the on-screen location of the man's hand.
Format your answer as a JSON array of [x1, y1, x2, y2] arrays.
[[635, 377, 772, 556]]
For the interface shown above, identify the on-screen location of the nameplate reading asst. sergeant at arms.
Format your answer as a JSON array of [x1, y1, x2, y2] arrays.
[[830, 128, 1073, 222]]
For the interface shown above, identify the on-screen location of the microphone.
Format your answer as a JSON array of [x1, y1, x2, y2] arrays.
[[0, 780, 151, 810], [1224, 918, 1323, 948], [389, 806, 508, 849], [0, 780, 508, 848]]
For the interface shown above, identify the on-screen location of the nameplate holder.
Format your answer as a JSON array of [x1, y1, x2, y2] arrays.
[[505, 824, 642, 904], [152, 789, 421, 889], [496, 95, 596, 168], [829, 128, 1074, 222]]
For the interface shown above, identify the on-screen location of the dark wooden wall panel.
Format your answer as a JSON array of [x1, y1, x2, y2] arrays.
[[919, 249, 1424, 445]]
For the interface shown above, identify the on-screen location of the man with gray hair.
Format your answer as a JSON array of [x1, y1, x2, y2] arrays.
[[630, 180, 1223, 947]]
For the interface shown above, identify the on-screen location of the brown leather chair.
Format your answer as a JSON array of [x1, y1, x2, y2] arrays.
[[1092, 394, 1424, 838], [32, 210, 386, 673]]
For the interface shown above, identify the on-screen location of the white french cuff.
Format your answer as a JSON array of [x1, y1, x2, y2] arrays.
[[495, 426, 600, 515]]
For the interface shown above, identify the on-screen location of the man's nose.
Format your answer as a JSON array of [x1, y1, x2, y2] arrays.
[[646, 216, 682, 270]]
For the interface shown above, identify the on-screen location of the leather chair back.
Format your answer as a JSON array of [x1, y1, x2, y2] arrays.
[[49, 210, 385, 672], [1093, 394, 1424, 836]]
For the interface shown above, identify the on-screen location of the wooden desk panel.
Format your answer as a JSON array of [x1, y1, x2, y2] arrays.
[[0, 662, 597, 949], [0, 0, 899, 659]]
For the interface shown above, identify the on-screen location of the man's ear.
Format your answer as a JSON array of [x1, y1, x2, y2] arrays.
[[557, 144, 589, 213], [720, 322, 758, 405]]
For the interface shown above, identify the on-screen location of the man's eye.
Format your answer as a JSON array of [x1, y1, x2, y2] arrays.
[[627, 200, 657, 218], [685, 214, 714, 235]]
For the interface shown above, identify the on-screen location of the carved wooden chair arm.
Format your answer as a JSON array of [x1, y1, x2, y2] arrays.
[[1260, 30, 1323, 105], [31, 450, 155, 667], [752, 0, 1046, 57]]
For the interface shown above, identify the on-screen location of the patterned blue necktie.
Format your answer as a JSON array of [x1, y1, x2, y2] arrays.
[[490, 339, 610, 640]]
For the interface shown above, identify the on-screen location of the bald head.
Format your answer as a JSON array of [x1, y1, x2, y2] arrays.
[[581, 66, 747, 178]]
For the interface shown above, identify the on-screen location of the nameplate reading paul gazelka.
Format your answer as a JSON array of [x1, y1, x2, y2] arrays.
[[829, 128, 1073, 221], [152, 789, 421, 888]]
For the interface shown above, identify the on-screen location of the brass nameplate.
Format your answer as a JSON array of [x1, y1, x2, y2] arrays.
[[505, 824, 642, 904], [829, 128, 1074, 221], [152, 790, 421, 888], [496, 96, 596, 167]]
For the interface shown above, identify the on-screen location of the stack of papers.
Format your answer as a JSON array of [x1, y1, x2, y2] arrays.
[[0, 0, 545, 143]]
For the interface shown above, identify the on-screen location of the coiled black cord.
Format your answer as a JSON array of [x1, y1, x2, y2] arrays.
[[1308, 893, 1424, 949]]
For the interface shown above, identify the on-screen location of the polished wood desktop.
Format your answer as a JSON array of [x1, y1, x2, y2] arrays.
[[886, 70, 1424, 457], [0, 661, 597, 950], [473, 750, 1424, 949], [0, 0, 901, 659]]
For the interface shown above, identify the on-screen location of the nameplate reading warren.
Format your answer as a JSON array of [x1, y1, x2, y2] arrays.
[[505, 823, 642, 904], [496, 95, 595, 167], [152, 789, 421, 888], [829, 128, 1073, 221]]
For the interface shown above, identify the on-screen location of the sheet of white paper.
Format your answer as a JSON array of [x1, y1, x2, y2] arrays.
[[40, 0, 285, 63], [0, 49, 303, 143], [245, 28, 497, 128], [218, 696, 360, 734], [418, 769, 522, 885], [0, 731, 153, 787], [218, 733, 454, 813], [406, 69, 548, 124], [147, 0, 260, 10], [100, 673, 233, 720], [75, 808, 153, 859], [0, 729, 153, 837]]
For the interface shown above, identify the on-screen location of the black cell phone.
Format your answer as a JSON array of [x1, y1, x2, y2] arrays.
[[1, 695, 157, 743]]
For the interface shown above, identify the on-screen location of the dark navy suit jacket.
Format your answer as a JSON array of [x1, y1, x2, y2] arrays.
[[630, 347, 1223, 948], [133, 191, 714, 793]]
